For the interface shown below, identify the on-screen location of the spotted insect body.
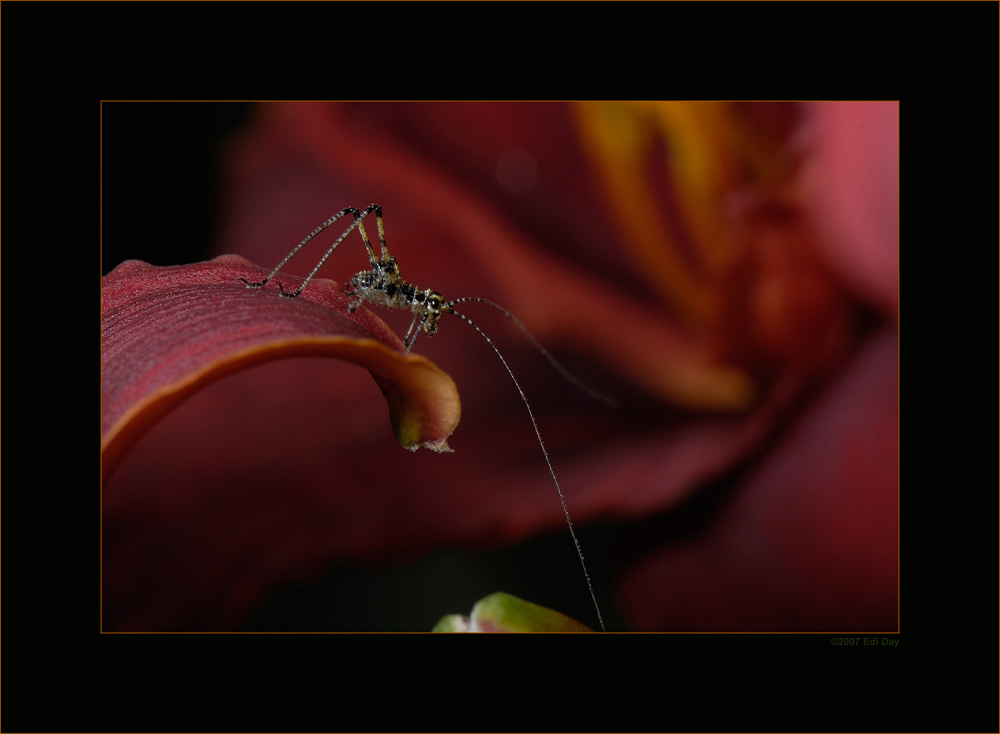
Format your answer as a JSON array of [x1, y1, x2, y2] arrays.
[[346, 257, 446, 343]]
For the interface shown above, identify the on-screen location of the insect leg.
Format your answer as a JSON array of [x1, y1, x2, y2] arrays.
[[354, 204, 386, 268], [240, 207, 360, 291], [402, 312, 422, 350], [280, 205, 386, 298]]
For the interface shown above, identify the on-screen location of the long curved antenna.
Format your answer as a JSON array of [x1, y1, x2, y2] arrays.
[[446, 304, 606, 632], [448, 297, 618, 408]]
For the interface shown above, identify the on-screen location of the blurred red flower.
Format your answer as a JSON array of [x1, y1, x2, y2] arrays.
[[102, 101, 897, 631]]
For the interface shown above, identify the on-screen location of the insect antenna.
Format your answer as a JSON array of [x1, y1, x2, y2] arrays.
[[438, 297, 618, 408], [244, 204, 611, 629], [443, 298, 607, 632]]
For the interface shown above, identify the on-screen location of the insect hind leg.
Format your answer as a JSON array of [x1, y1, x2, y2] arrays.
[[358, 203, 390, 264], [240, 204, 384, 298], [239, 207, 360, 291], [280, 205, 387, 298]]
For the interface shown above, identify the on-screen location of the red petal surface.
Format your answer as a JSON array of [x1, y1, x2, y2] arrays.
[[101, 255, 460, 485], [617, 327, 898, 631], [801, 102, 899, 320]]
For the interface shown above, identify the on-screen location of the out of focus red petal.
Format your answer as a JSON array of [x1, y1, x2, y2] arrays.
[[800, 101, 899, 320], [617, 327, 898, 631], [101, 255, 460, 485], [215, 103, 754, 411]]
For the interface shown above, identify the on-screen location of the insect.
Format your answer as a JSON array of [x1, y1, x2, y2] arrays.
[[241, 204, 611, 631]]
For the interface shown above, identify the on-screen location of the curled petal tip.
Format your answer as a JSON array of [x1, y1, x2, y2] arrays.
[[101, 256, 461, 485]]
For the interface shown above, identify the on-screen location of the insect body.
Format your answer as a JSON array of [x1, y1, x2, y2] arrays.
[[242, 204, 608, 631], [344, 253, 447, 349]]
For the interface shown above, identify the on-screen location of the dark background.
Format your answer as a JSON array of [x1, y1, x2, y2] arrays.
[[102, 102, 253, 274]]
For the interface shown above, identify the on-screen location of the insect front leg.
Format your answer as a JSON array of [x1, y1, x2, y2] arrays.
[[403, 312, 423, 351]]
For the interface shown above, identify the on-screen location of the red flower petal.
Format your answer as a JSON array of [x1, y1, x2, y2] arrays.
[[101, 255, 460, 486], [216, 102, 755, 411], [801, 101, 899, 320], [617, 327, 898, 631]]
